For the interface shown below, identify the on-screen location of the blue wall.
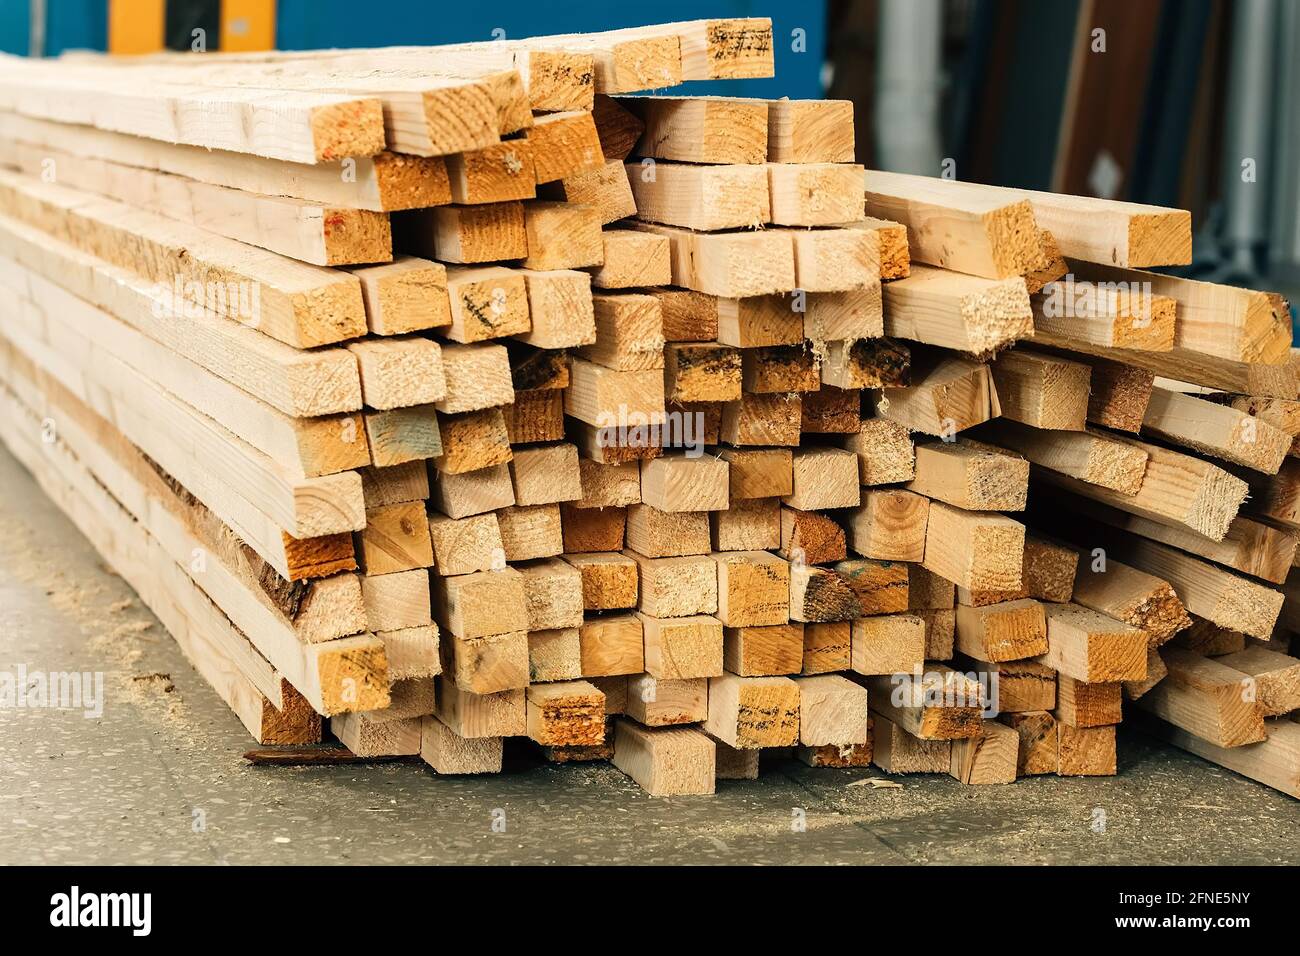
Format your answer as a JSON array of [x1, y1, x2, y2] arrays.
[[0, 0, 28, 53], [277, 0, 825, 98], [1, 0, 106, 55]]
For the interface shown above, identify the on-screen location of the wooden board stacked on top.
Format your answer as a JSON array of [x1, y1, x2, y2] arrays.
[[0, 17, 1296, 800]]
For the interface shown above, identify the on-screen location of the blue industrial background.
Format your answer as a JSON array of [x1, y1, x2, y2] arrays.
[[0, 0, 826, 99]]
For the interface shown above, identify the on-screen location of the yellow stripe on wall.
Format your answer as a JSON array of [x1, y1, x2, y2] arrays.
[[220, 0, 276, 52], [108, 0, 167, 55]]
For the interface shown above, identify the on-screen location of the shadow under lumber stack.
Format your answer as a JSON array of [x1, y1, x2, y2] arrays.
[[0, 15, 1295, 799]]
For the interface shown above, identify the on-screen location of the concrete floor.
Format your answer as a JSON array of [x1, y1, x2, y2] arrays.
[[0, 445, 1297, 866]]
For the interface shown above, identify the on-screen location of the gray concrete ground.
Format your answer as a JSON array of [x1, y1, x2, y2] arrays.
[[0, 444, 1296, 866]]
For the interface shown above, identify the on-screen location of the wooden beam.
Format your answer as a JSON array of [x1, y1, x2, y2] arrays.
[[704, 674, 800, 748], [0, 170, 368, 349], [1, 140, 394, 267], [950, 720, 1018, 784], [764, 98, 855, 163], [639, 613, 723, 679], [1029, 282, 1176, 352], [904, 439, 1029, 511], [1141, 386, 1291, 473], [767, 162, 865, 227], [1033, 435, 1248, 542], [589, 229, 672, 289], [977, 419, 1147, 494], [0, 111, 450, 212], [0, 64, 387, 162], [954, 599, 1048, 662], [627, 160, 769, 231], [881, 264, 1032, 355], [1135, 647, 1267, 747], [611, 720, 715, 796], [990, 349, 1091, 430], [621, 96, 768, 164], [862, 170, 1048, 279], [631, 222, 795, 298], [865, 667, 985, 739], [1069, 551, 1191, 646], [1217, 647, 1300, 716], [877, 352, 998, 437], [923, 502, 1025, 592], [1034, 603, 1148, 682], [1084, 533, 1283, 640]]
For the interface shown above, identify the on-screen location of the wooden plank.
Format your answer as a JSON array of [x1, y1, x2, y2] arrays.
[[0, 140, 393, 267], [1135, 647, 1267, 747], [1141, 386, 1291, 473], [922, 502, 1024, 592], [882, 264, 1031, 355], [349, 337, 446, 410], [0, 63, 387, 162], [621, 96, 768, 164], [420, 716, 502, 774], [764, 98, 855, 163], [1034, 434, 1248, 542], [4, 259, 367, 479], [1034, 603, 1148, 683], [846, 489, 929, 562], [565, 552, 639, 611], [977, 419, 1147, 494], [0, 111, 451, 212], [990, 348, 1090, 430], [795, 675, 869, 746], [862, 170, 1048, 279], [877, 352, 998, 437], [783, 448, 860, 511], [626, 160, 769, 231], [578, 614, 644, 677], [543, 160, 637, 224], [1069, 261, 1292, 367], [0, 365, 386, 714], [843, 418, 915, 486], [872, 714, 951, 773], [612, 720, 715, 796], [631, 222, 795, 298], [0, 216, 361, 418], [0, 170, 368, 349], [624, 675, 708, 726]]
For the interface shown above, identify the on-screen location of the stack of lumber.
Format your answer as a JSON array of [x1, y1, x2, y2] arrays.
[[0, 17, 1296, 801]]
